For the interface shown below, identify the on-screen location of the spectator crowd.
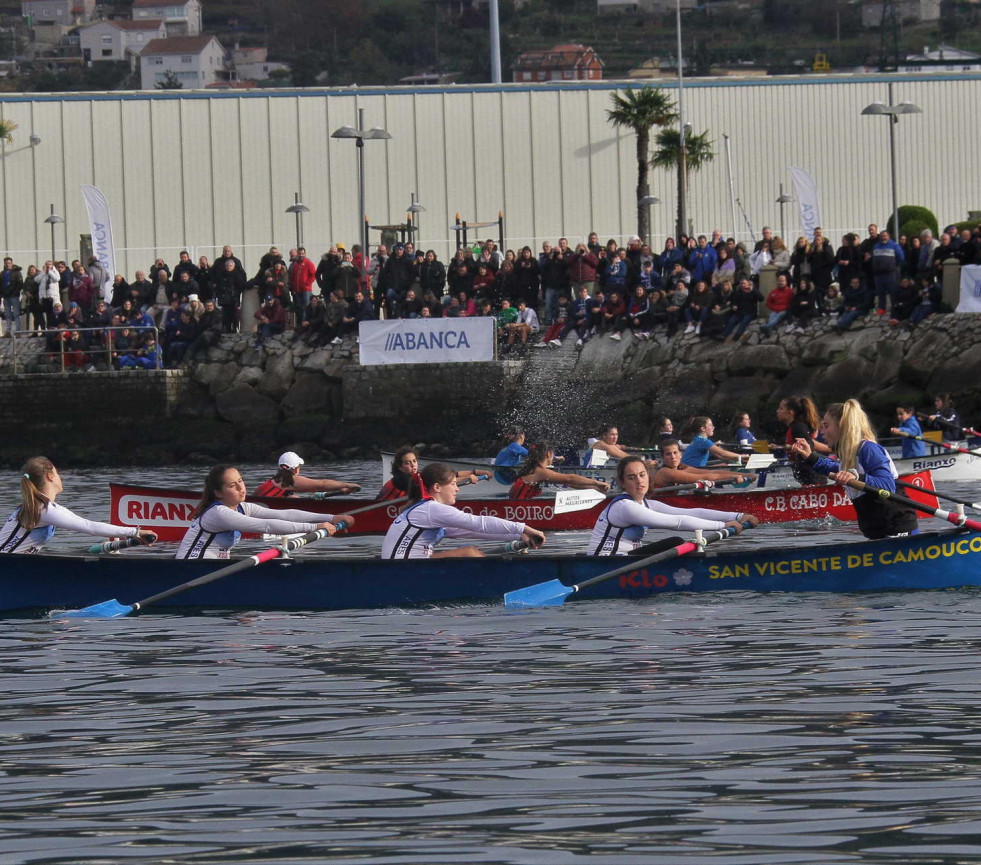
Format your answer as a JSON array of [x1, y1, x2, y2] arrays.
[[1, 219, 976, 368]]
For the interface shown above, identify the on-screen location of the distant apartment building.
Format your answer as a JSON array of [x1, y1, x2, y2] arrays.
[[131, 0, 202, 37], [22, 0, 96, 26], [512, 44, 604, 82], [140, 35, 226, 89], [228, 46, 288, 82], [79, 19, 166, 63], [861, 0, 940, 27], [597, 0, 656, 11], [899, 44, 981, 73]]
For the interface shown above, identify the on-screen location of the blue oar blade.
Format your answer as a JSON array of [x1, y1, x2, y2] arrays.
[[51, 599, 135, 619], [504, 579, 574, 609]]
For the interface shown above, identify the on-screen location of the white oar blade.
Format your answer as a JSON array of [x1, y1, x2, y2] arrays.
[[553, 489, 607, 514]]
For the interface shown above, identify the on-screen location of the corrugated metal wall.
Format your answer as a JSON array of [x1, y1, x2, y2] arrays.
[[0, 74, 977, 276]]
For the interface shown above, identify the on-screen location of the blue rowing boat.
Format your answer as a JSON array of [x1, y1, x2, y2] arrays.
[[4, 529, 981, 615]]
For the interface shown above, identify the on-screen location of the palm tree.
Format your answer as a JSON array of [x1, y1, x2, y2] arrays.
[[651, 128, 714, 239], [0, 119, 18, 146], [606, 87, 677, 243]]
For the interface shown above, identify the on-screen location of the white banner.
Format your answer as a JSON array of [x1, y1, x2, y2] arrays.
[[359, 317, 495, 365], [789, 167, 821, 241], [958, 265, 981, 312], [80, 185, 116, 302]]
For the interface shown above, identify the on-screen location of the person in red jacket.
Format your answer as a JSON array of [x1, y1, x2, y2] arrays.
[[289, 247, 317, 320], [570, 242, 600, 296], [761, 273, 795, 337]]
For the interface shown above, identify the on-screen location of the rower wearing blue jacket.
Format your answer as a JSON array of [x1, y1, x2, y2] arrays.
[[792, 399, 918, 540], [890, 405, 927, 458]]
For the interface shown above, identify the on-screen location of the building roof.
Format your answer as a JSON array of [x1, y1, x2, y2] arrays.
[[133, 0, 190, 6], [100, 19, 166, 30], [513, 44, 604, 72], [141, 35, 217, 56]]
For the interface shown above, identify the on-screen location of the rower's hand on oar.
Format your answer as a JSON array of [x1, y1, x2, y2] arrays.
[[595, 480, 611, 493], [522, 527, 546, 549], [136, 530, 157, 545], [317, 515, 357, 535], [790, 437, 812, 459], [738, 513, 759, 528], [830, 470, 858, 486], [339, 483, 361, 494]]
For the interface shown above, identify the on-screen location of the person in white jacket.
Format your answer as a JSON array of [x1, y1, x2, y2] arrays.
[[36, 261, 61, 327]]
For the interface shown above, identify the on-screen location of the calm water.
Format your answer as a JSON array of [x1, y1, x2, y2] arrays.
[[2, 464, 981, 864]]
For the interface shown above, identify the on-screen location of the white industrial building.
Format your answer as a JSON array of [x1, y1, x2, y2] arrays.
[[0, 74, 978, 278]]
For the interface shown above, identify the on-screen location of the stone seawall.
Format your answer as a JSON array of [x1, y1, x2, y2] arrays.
[[0, 311, 978, 467]]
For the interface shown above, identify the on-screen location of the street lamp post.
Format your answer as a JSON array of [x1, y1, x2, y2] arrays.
[[639, 195, 660, 246], [676, 0, 687, 240], [776, 184, 793, 241], [285, 192, 309, 251], [331, 108, 391, 258], [407, 192, 426, 246], [43, 203, 64, 262], [861, 82, 921, 240]]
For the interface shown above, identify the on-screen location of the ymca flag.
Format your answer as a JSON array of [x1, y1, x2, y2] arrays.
[[80, 185, 116, 302], [957, 265, 981, 312], [789, 167, 821, 241], [359, 317, 495, 365]]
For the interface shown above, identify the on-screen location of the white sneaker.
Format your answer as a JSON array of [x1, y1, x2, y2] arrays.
[[640, 331, 651, 340], [785, 324, 795, 334], [684, 323, 696, 334], [331, 336, 342, 345], [608, 332, 622, 341], [533, 341, 548, 348], [575, 338, 583, 347], [549, 339, 561, 347], [694, 324, 701, 335]]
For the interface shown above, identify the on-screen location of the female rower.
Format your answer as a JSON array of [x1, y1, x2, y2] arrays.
[[652, 439, 756, 489], [925, 392, 961, 441], [493, 428, 529, 486], [791, 399, 918, 539], [587, 424, 637, 462], [254, 451, 362, 498], [732, 411, 757, 447], [177, 465, 355, 559], [776, 396, 831, 485], [509, 443, 611, 500], [377, 446, 490, 501], [382, 463, 546, 559], [1, 457, 157, 554], [589, 456, 756, 556], [681, 417, 748, 468]]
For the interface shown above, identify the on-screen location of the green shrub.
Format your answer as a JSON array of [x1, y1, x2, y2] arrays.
[[886, 205, 938, 239]]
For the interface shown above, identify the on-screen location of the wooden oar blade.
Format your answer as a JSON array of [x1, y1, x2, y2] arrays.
[[504, 579, 574, 608], [553, 488, 607, 514], [52, 599, 134, 619]]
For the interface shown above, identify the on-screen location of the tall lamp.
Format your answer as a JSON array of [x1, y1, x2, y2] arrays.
[[776, 185, 793, 241], [331, 108, 391, 258], [285, 192, 309, 251], [44, 204, 64, 262], [861, 83, 921, 240]]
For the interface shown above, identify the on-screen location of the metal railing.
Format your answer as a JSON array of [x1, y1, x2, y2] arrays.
[[9, 325, 162, 374]]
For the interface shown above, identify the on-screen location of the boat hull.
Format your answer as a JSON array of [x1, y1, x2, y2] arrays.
[[108, 472, 938, 543], [5, 529, 981, 614]]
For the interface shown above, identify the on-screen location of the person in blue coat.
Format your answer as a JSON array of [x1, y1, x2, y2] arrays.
[[890, 405, 927, 458], [871, 229, 906, 315]]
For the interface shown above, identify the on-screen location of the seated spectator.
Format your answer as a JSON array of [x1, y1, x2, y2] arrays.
[[338, 289, 374, 337], [537, 293, 572, 347], [602, 289, 627, 339], [471, 264, 498, 308], [456, 290, 476, 317], [723, 278, 763, 342], [322, 288, 349, 345], [254, 295, 286, 345], [188, 299, 222, 360], [835, 277, 870, 332], [889, 278, 919, 325], [664, 282, 688, 338], [760, 274, 794, 336], [785, 277, 820, 334], [909, 277, 942, 326], [703, 282, 734, 341], [612, 284, 650, 340], [165, 310, 196, 367], [505, 299, 539, 351], [496, 297, 518, 344], [61, 328, 90, 371], [399, 288, 424, 319], [586, 287, 606, 335], [822, 282, 841, 316], [111, 326, 138, 368], [119, 333, 161, 370], [646, 288, 669, 336], [710, 247, 736, 291], [683, 280, 713, 336]]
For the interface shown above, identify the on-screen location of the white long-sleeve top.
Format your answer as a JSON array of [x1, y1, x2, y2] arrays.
[[589, 494, 738, 556], [36, 266, 61, 303], [176, 501, 335, 559], [0, 501, 140, 554], [382, 499, 525, 559]]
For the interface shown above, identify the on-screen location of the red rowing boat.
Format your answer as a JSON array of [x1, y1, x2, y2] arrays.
[[109, 472, 938, 543]]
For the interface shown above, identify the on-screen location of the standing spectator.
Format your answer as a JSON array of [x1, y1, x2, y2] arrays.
[[332, 252, 361, 300], [149, 257, 171, 286], [173, 250, 197, 283], [22, 264, 43, 332], [68, 262, 95, 313], [214, 257, 246, 333], [289, 246, 317, 320], [210, 246, 245, 283], [789, 236, 810, 284], [514, 246, 540, 308], [418, 250, 446, 301], [0, 256, 24, 335], [687, 235, 718, 285], [859, 223, 879, 288], [932, 232, 958, 282], [807, 228, 836, 293], [835, 233, 863, 290], [316, 246, 341, 294], [770, 236, 791, 276], [36, 261, 60, 328], [110, 273, 132, 309], [710, 246, 736, 290], [658, 236, 684, 282], [195, 256, 214, 303], [540, 241, 571, 326], [86, 255, 108, 303], [569, 242, 600, 297], [916, 229, 940, 281], [871, 229, 905, 314]]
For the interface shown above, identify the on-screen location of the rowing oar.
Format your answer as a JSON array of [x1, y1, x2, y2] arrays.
[[825, 473, 981, 532], [893, 478, 981, 512], [504, 523, 748, 609], [87, 536, 153, 554], [893, 429, 981, 457], [552, 482, 723, 515], [916, 414, 980, 439], [54, 527, 339, 619]]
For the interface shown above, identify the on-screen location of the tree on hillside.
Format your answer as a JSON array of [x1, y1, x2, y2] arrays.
[[155, 71, 184, 90], [651, 128, 714, 238], [606, 86, 677, 244]]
